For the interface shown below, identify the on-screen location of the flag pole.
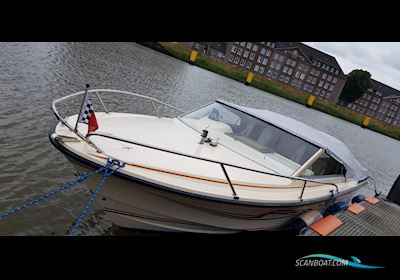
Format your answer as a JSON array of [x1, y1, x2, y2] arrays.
[[74, 84, 90, 132]]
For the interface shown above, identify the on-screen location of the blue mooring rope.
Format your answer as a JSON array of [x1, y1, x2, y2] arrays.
[[69, 159, 124, 236], [0, 158, 124, 236]]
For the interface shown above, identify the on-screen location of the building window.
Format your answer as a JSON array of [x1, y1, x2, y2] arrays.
[[271, 71, 278, 78], [318, 80, 324, 87], [291, 60, 296, 67], [326, 92, 331, 99], [312, 77, 317, 84], [308, 86, 314, 92], [240, 59, 246, 67], [315, 70, 320, 76], [335, 69, 339, 75], [327, 75, 332, 82], [237, 48, 243, 56], [227, 54, 234, 62], [252, 45, 258, 51], [322, 73, 327, 79], [279, 74, 285, 82], [284, 76, 290, 83], [257, 56, 263, 63], [329, 84, 335, 91], [246, 42, 253, 49], [243, 50, 249, 58], [288, 68, 294, 75], [262, 58, 268, 65], [246, 61, 252, 69], [265, 50, 272, 57], [273, 53, 279, 60], [254, 64, 260, 72], [259, 66, 265, 74], [332, 77, 337, 84], [249, 52, 256, 60], [275, 63, 281, 71], [367, 95, 371, 100], [300, 73, 305, 80], [233, 56, 240, 64], [303, 84, 309, 91], [231, 46, 238, 53], [307, 75, 313, 82], [283, 66, 289, 74], [278, 55, 285, 62], [260, 48, 266, 55], [323, 82, 329, 89], [286, 58, 292, 65], [267, 69, 272, 77], [270, 61, 277, 69], [315, 88, 320, 95], [240, 42, 246, 47]]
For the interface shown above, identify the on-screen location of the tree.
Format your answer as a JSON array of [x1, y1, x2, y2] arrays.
[[339, 69, 372, 104]]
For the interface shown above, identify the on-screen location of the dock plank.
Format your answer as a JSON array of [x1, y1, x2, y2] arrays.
[[301, 199, 400, 236]]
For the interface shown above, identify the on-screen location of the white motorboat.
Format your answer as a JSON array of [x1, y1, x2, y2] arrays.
[[49, 88, 369, 233]]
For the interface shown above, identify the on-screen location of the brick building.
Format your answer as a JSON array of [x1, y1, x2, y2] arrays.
[[184, 42, 347, 102], [341, 79, 400, 127], [223, 42, 346, 102]]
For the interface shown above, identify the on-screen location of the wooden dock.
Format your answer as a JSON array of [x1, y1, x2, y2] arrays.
[[300, 197, 400, 236]]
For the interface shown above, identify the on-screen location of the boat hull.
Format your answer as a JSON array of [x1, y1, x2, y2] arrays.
[[69, 159, 357, 234]]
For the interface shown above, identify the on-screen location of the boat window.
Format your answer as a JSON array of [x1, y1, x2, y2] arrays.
[[302, 153, 346, 177], [180, 102, 321, 174]]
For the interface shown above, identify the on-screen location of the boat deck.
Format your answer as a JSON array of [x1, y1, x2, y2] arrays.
[[301, 198, 400, 236]]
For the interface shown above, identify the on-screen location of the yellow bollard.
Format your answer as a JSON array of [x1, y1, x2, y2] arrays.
[[362, 116, 371, 128], [189, 50, 198, 65], [245, 72, 254, 86], [306, 95, 316, 108]]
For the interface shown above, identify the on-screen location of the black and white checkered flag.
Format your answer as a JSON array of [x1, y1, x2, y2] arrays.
[[78, 95, 95, 124]]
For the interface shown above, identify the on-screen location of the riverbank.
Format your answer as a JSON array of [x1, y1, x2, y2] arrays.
[[144, 42, 400, 141]]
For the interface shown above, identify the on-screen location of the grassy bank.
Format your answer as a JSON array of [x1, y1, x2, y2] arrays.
[[159, 42, 400, 141]]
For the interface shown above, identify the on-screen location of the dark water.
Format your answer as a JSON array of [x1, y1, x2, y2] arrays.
[[0, 42, 399, 236]]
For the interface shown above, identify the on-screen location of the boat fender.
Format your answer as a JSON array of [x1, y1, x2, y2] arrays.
[[351, 195, 366, 204], [328, 201, 348, 214], [291, 210, 322, 234]]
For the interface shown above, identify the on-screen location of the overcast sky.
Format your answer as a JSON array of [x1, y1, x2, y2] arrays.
[[303, 42, 400, 90]]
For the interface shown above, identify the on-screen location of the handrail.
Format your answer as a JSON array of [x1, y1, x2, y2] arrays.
[[51, 89, 184, 153], [52, 89, 339, 201], [87, 132, 340, 198]]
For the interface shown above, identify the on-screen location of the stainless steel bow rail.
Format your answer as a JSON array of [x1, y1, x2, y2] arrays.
[[52, 88, 340, 202], [0, 158, 124, 236], [52, 88, 184, 153]]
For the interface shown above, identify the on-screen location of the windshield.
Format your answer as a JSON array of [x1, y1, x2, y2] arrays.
[[179, 102, 320, 175]]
